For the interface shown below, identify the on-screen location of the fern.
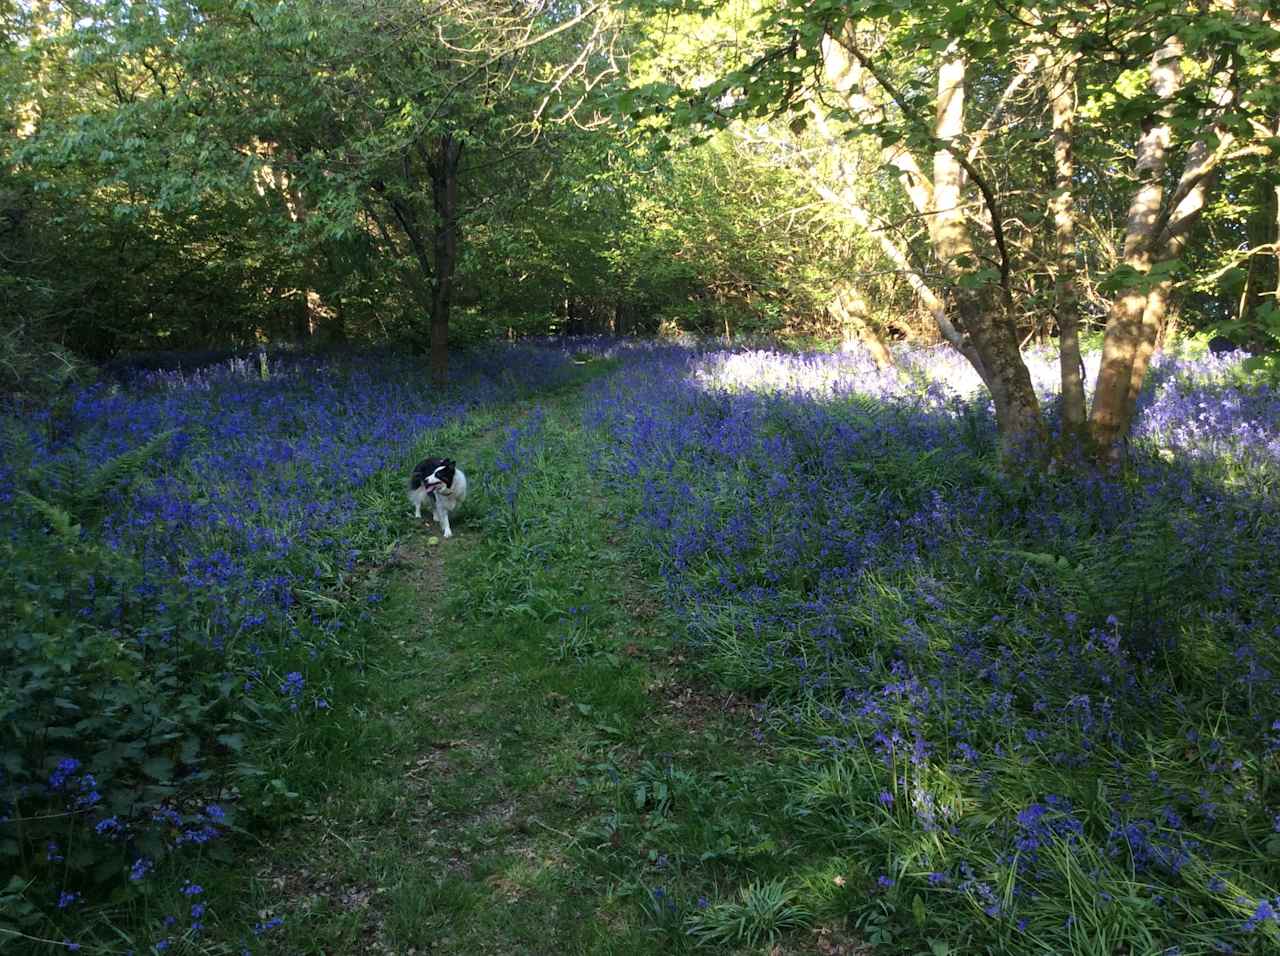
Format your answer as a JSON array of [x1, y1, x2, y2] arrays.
[[79, 428, 176, 511], [1073, 508, 1197, 656], [0, 417, 35, 475], [15, 490, 81, 539], [9, 429, 176, 527]]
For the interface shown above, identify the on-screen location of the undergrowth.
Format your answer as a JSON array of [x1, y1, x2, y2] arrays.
[[585, 342, 1280, 954]]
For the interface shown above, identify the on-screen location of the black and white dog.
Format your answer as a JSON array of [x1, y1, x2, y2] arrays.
[[408, 458, 468, 538]]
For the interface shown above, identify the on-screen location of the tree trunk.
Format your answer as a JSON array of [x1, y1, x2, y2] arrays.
[[930, 54, 1044, 462], [1049, 54, 1087, 445], [820, 35, 1043, 462], [428, 132, 462, 387], [1239, 180, 1279, 326], [1089, 40, 1182, 460], [830, 283, 895, 368], [274, 156, 316, 343], [331, 292, 347, 344], [1274, 183, 1280, 315], [382, 188, 436, 338]]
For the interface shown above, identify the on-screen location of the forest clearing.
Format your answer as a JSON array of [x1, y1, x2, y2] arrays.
[[4, 1, 1280, 954]]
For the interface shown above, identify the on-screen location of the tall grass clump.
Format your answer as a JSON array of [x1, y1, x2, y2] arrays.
[[586, 342, 1280, 954], [0, 343, 578, 951]]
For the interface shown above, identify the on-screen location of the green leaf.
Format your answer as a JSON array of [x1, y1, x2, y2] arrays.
[[141, 756, 174, 781], [216, 733, 245, 752]]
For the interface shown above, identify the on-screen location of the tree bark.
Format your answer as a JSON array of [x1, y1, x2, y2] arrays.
[[929, 54, 1044, 462], [829, 283, 895, 368], [428, 132, 462, 387], [1089, 39, 1182, 459], [384, 188, 436, 318], [1048, 54, 1087, 445], [811, 45, 988, 384], [1239, 180, 1279, 326], [821, 35, 1043, 462]]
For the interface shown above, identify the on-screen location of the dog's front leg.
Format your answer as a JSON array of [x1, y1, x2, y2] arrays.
[[436, 506, 452, 538]]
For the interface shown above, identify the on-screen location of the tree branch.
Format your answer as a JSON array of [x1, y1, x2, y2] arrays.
[[835, 32, 1013, 293]]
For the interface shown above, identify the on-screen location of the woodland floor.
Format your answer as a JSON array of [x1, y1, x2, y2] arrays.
[[223, 385, 867, 955]]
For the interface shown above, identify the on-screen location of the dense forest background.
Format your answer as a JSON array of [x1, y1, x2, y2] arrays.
[[3, 0, 1279, 445]]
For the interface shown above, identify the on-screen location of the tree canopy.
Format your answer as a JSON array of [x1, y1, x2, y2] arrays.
[[3, 0, 1279, 453]]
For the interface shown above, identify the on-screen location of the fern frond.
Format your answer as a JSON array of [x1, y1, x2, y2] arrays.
[[81, 429, 176, 509], [15, 490, 81, 539]]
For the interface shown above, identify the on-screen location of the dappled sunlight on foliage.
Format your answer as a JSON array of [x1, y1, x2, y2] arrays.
[[586, 340, 1280, 952]]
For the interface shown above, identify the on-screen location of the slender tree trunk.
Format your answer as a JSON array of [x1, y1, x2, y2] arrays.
[[332, 293, 347, 344], [930, 54, 1044, 462], [1274, 184, 1280, 312], [273, 156, 316, 343], [819, 35, 1043, 462], [1090, 40, 1182, 459], [382, 184, 437, 337], [1049, 54, 1087, 445], [798, 85, 990, 384], [428, 132, 462, 387], [1120, 146, 1222, 431], [1239, 180, 1279, 325]]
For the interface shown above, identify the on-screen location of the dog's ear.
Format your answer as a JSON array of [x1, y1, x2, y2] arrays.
[[445, 458, 455, 468]]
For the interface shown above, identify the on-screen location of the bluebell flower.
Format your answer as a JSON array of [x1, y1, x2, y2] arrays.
[[48, 758, 80, 792], [95, 816, 123, 837], [253, 916, 284, 935], [1243, 898, 1278, 932]]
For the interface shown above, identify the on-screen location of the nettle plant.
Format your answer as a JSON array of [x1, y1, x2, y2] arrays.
[[0, 345, 577, 944]]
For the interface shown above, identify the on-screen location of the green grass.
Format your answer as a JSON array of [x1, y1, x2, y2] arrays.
[[184, 380, 864, 955], [76, 355, 1276, 956]]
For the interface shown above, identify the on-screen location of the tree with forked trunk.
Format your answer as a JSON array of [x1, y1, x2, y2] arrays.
[[644, 0, 1280, 465]]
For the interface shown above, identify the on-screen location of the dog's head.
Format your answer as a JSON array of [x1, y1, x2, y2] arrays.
[[417, 458, 456, 494]]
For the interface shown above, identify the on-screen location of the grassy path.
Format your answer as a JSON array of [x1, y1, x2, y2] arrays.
[[222, 377, 858, 955]]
